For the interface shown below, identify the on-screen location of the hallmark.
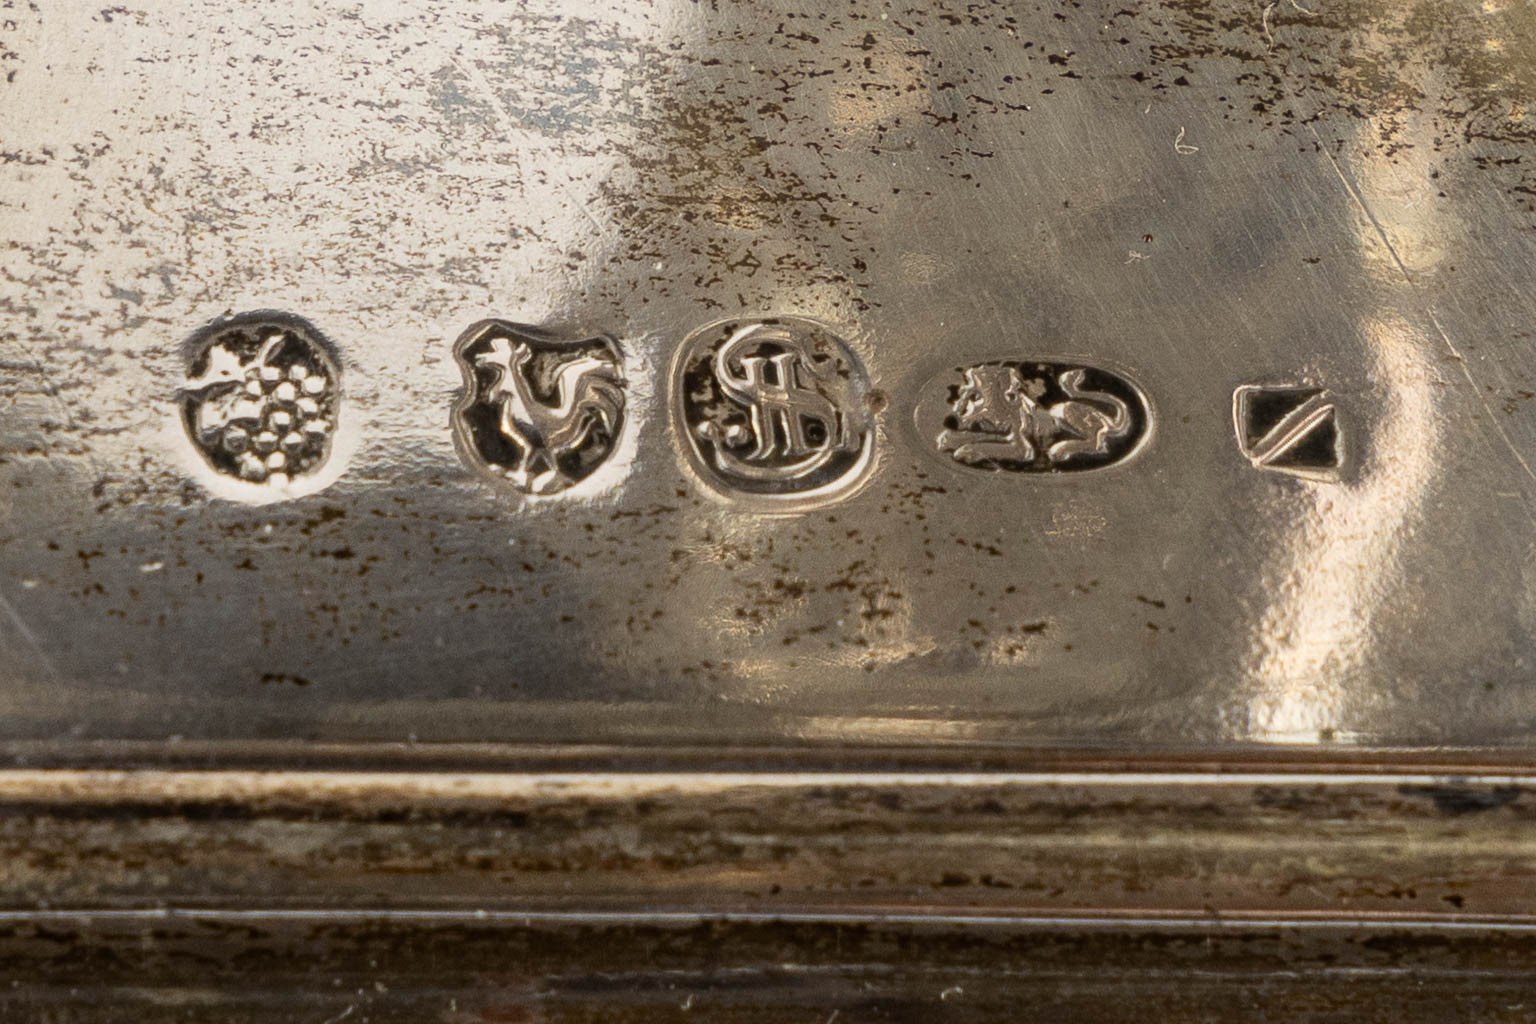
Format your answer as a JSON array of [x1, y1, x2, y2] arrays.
[[178, 313, 340, 490], [1233, 384, 1341, 479], [916, 359, 1151, 473], [674, 316, 875, 501], [452, 320, 626, 495]]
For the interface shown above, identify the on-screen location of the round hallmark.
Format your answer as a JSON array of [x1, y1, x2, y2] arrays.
[[673, 316, 875, 504], [452, 320, 627, 496], [915, 358, 1152, 474], [178, 313, 340, 491]]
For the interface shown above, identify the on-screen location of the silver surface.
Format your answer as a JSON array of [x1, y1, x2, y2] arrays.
[[3, 0, 1536, 753]]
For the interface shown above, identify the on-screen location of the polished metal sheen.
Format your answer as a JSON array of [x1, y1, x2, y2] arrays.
[[3, 0, 1536, 754]]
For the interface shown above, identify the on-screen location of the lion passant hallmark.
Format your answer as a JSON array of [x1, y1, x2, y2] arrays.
[[916, 359, 1152, 474]]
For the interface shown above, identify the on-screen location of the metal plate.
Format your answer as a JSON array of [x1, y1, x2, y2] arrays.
[[4, 0, 1536, 755]]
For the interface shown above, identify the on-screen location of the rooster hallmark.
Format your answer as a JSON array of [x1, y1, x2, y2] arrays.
[[452, 321, 627, 496]]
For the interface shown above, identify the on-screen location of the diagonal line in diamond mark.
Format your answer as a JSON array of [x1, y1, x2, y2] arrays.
[[1245, 391, 1335, 467]]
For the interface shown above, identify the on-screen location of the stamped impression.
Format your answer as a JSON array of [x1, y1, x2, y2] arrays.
[[452, 320, 627, 496], [916, 358, 1152, 474], [177, 312, 341, 494], [673, 316, 876, 504]]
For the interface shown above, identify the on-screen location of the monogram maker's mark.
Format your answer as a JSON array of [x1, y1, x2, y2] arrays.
[[676, 317, 875, 500]]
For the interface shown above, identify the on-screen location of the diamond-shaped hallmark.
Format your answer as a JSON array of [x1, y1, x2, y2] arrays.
[[1233, 384, 1343, 480], [452, 320, 626, 496]]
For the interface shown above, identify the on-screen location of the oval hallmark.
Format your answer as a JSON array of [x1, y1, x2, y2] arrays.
[[915, 359, 1152, 474]]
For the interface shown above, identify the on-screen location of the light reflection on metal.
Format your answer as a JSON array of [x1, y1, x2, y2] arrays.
[[2, 0, 1534, 754]]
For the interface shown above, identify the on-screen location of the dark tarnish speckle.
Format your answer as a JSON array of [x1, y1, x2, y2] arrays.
[[1399, 783, 1525, 816], [2, 1, 1535, 748]]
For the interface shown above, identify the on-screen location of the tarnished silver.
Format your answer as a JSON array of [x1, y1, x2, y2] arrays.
[[3, 0, 1536, 755], [6, 3, 1536, 1012]]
